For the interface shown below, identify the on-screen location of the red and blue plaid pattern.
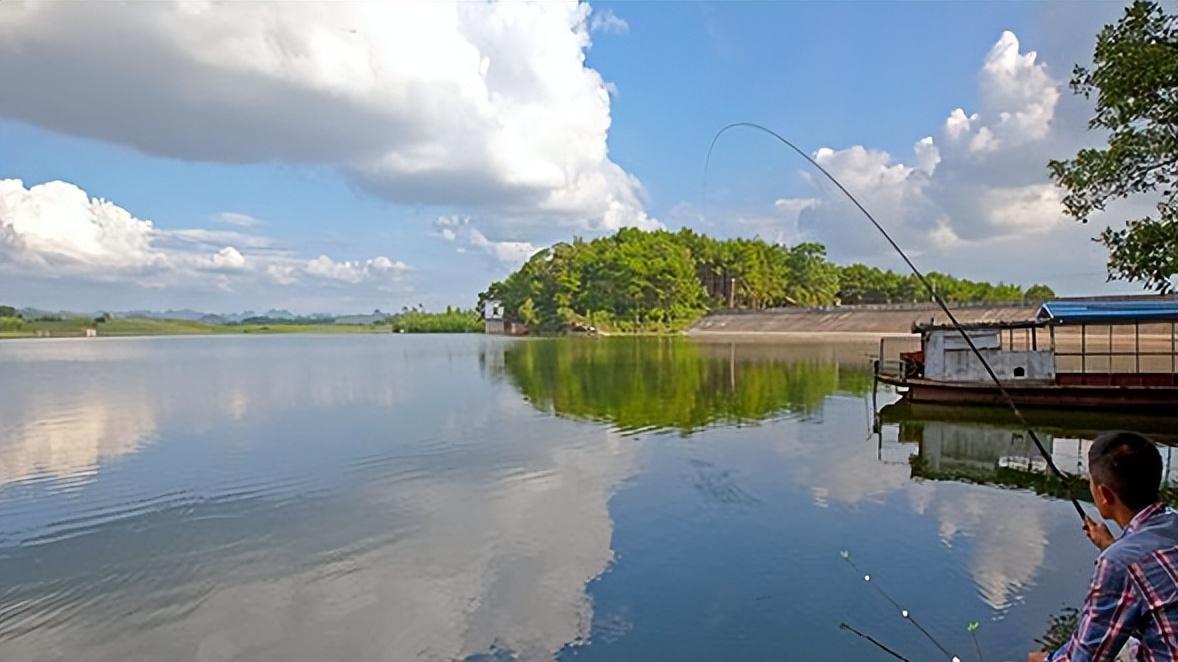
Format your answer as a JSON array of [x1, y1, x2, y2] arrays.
[[1050, 502, 1178, 661]]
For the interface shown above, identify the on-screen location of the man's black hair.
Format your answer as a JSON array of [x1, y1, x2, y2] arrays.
[[1089, 431, 1163, 512]]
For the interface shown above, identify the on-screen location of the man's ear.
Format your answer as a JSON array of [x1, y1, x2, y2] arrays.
[[1095, 483, 1118, 508]]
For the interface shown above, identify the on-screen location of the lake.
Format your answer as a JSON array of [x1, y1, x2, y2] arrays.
[[0, 334, 1161, 661]]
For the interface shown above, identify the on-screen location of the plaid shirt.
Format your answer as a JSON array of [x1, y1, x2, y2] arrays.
[[1050, 502, 1178, 662]]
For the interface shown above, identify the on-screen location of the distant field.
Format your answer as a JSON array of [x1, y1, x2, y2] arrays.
[[0, 317, 394, 339]]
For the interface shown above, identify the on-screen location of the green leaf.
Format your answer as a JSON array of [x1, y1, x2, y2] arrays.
[[1049, 1, 1178, 292]]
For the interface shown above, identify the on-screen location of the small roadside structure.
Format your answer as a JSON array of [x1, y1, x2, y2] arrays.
[[84, 328, 98, 338]]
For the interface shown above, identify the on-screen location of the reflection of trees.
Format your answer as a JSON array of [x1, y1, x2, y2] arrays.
[[502, 338, 873, 433]]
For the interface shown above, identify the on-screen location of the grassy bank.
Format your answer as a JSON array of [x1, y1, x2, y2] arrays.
[[0, 316, 395, 339], [387, 308, 482, 333]]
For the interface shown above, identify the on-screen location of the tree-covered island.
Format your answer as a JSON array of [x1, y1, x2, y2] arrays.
[[479, 228, 1054, 334]]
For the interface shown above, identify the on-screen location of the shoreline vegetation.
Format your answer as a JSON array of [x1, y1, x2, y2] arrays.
[[0, 305, 482, 339], [480, 228, 1054, 334]]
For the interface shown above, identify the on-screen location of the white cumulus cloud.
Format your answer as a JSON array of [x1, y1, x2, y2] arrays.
[[944, 108, 977, 141], [979, 31, 1060, 143], [773, 197, 819, 218], [0, 178, 412, 300], [978, 184, 1066, 233], [434, 216, 539, 266], [589, 8, 629, 35], [0, 179, 163, 273], [469, 229, 539, 265], [266, 264, 298, 286], [912, 137, 941, 175], [305, 255, 409, 284], [773, 29, 1076, 273], [946, 31, 1060, 155], [161, 228, 275, 250], [215, 212, 263, 228], [0, 1, 655, 232], [206, 246, 248, 272]]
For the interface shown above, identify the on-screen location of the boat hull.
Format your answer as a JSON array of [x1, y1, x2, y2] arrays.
[[878, 375, 1178, 412]]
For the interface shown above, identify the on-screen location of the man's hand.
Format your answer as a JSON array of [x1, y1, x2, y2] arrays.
[[1027, 652, 1047, 662], [1084, 516, 1115, 551]]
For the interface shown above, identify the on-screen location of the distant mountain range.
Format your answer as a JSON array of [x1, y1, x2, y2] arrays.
[[15, 307, 381, 324], [120, 308, 311, 323]]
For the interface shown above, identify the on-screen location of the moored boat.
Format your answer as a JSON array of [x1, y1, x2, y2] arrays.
[[875, 297, 1178, 412]]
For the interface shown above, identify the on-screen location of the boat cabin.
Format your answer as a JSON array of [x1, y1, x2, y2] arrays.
[[920, 324, 1053, 382]]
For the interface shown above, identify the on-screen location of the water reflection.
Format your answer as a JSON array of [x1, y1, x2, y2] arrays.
[[879, 402, 1178, 500], [499, 337, 874, 433], [0, 334, 1157, 661], [0, 397, 155, 490], [0, 336, 415, 492], [0, 336, 634, 662], [875, 404, 1178, 611]]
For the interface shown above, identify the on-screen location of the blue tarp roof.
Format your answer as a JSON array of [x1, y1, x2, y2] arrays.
[[1037, 299, 1178, 324]]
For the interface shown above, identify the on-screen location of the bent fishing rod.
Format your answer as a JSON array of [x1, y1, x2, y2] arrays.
[[705, 122, 1087, 521]]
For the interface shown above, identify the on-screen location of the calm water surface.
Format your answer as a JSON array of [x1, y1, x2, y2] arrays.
[[0, 334, 1144, 660]]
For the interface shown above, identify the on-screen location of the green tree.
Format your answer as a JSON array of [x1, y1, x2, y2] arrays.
[[784, 243, 839, 306], [837, 264, 889, 304], [387, 307, 482, 333], [1048, 0, 1178, 292], [1023, 284, 1056, 303], [517, 297, 540, 327], [0, 305, 17, 318]]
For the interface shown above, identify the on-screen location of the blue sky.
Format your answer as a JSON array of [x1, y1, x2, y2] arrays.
[[0, 1, 1138, 313]]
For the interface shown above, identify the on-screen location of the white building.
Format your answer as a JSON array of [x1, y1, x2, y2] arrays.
[[483, 300, 505, 335]]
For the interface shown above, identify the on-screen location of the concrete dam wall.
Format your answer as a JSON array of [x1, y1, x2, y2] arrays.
[[687, 303, 1039, 336]]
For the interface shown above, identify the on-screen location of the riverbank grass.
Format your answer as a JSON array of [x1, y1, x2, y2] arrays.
[[0, 316, 392, 338]]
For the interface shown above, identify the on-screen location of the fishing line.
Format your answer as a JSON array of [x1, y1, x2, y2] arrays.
[[839, 622, 913, 661], [967, 621, 984, 662], [704, 122, 1087, 521], [840, 550, 960, 660]]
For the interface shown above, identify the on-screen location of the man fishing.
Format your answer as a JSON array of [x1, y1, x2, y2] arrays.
[[1030, 431, 1178, 662], [705, 123, 1178, 661]]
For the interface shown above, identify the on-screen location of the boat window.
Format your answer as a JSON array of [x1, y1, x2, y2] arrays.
[[1013, 366, 1026, 378]]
